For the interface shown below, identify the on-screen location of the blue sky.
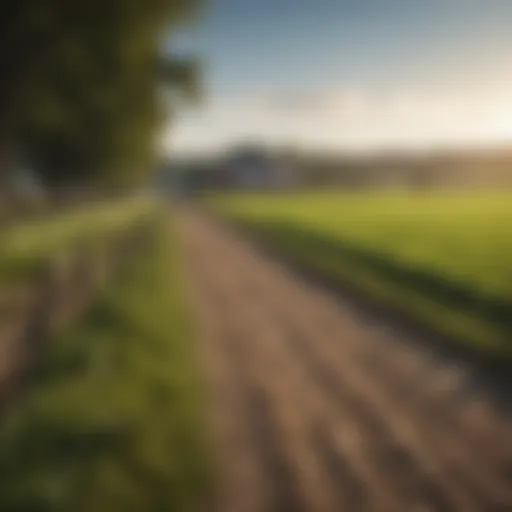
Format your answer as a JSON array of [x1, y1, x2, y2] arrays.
[[165, 0, 512, 154]]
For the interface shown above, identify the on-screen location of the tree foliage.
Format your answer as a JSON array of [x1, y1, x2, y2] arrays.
[[0, 0, 200, 189]]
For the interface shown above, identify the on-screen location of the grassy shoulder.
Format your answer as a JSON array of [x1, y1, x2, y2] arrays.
[[0, 216, 210, 511], [210, 195, 512, 365]]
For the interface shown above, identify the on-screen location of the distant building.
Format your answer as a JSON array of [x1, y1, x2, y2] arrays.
[[220, 146, 297, 190]]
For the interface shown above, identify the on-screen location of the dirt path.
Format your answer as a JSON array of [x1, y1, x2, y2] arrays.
[[177, 208, 512, 512]]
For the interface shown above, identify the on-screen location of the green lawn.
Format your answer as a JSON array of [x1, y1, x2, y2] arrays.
[[210, 190, 512, 362], [0, 196, 157, 282], [0, 216, 210, 511]]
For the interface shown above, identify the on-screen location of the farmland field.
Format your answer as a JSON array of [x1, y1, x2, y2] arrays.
[[209, 191, 512, 361]]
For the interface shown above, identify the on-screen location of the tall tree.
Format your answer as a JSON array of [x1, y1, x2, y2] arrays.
[[0, 0, 200, 190]]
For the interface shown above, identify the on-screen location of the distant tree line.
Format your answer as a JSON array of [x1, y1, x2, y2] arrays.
[[167, 145, 512, 193]]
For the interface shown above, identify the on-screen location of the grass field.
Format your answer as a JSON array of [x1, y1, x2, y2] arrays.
[[0, 216, 210, 511], [210, 191, 512, 362]]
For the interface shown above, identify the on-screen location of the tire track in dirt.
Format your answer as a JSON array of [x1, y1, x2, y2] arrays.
[[233, 249, 512, 508], [239, 278, 512, 510], [187, 247, 313, 512], [230, 268, 480, 511], [178, 207, 512, 512]]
